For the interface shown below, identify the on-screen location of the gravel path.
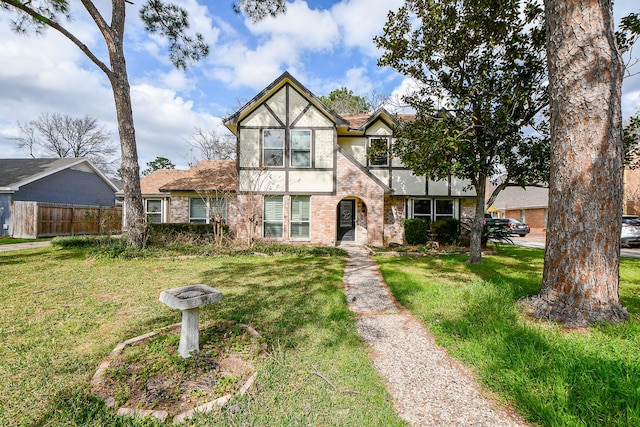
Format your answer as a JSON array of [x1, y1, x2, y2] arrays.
[[342, 245, 530, 427]]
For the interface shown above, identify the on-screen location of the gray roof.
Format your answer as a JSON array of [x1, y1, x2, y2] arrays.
[[0, 158, 117, 191], [491, 185, 549, 210]]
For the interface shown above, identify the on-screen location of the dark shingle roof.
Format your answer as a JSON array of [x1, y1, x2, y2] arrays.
[[491, 186, 549, 210], [0, 158, 88, 189]]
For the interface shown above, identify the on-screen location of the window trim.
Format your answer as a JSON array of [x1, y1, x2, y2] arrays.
[[189, 197, 227, 224], [290, 195, 311, 240], [145, 198, 163, 223], [290, 129, 312, 168], [263, 195, 284, 239], [434, 199, 455, 221], [410, 198, 458, 222], [368, 137, 390, 167], [263, 129, 285, 167]]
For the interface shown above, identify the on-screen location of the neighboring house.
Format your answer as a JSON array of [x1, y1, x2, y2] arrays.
[[221, 72, 476, 246], [625, 168, 640, 216], [0, 158, 119, 236], [487, 168, 640, 235], [487, 186, 549, 235]]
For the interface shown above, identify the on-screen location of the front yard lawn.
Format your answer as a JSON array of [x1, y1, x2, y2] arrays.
[[375, 246, 640, 427], [0, 246, 406, 426]]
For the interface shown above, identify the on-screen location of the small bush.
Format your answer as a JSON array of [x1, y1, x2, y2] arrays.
[[430, 218, 461, 244], [234, 243, 347, 257], [51, 235, 116, 248], [148, 222, 228, 237], [403, 218, 431, 245]]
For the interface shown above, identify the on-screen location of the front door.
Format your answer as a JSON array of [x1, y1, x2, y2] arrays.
[[338, 199, 356, 242]]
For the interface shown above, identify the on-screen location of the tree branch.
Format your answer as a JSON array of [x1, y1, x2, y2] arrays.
[[1, 0, 112, 77]]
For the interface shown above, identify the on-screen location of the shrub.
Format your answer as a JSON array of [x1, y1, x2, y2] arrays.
[[403, 218, 431, 245], [430, 218, 461, 244], [51, 234, 116, 248], [459, 220, 514, 247], [148, 222, 227, 237]]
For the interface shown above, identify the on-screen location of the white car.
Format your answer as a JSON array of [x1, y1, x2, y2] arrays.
[[621, 215, 640, 246]]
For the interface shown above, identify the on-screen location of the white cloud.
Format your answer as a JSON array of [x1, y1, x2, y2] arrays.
[[385, 77, 420, 114], [332, 0, 404, 56], [130, 84, 223, 168], [249, 0, 339, 51]]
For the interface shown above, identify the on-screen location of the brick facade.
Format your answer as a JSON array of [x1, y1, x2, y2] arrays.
[[504, 207, 547, 235], [170, 197, 189, 223]]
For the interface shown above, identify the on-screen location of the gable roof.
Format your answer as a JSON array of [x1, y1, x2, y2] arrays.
[[491, 186, 549, 210], [159, 160, 236, 192], [342, 109, 414, 131], [223, 71, 350, 134], [0, 158, 118, 192], [134, 160, 236, 196], [136, 169, 188, 195]]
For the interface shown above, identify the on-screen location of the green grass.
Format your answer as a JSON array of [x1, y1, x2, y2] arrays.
[[0, 245, 406, 427], [375, 246, 640, 427]]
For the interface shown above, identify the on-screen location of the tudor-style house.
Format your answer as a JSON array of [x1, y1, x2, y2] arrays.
[[221, 72, 476, 246]]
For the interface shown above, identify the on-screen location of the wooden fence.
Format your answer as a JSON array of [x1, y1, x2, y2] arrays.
[[12, 201, 122, 239]]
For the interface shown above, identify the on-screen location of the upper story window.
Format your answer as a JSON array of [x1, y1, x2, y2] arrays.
[[190, 197, 227, 224], [145, 199, 162, 223], [263, 129, 285, 167], [291, 130, 311, 168], [368, 137, 389, 166]]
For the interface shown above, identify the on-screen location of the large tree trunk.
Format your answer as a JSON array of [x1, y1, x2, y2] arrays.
[[468, 175, 486, 264], [531, 0, 627, 326], [107, 0, 146, 246]]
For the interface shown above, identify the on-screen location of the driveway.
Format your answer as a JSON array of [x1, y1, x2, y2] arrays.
[[514, 235, 640, 259]]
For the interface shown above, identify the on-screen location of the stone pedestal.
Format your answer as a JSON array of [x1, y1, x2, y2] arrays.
[[159, 284, 222, 358], [178, 307, 200, 358]]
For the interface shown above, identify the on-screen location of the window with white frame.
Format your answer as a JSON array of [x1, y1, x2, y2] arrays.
[[412, 199, 431, 221], [145, 199, 162, 223], [291, 130, 311, 167], [190, 197, 227, 224], [290, 196, 310, 239], [263, 196, 283, 238], [434, 199, 455, 220], [411, 199, 456, 222], [368, 137, 389, 166], [263, 129, 285, 167]]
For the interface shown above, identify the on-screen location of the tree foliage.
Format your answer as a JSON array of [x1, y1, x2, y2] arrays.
[[13, 112, 118, 175], [319, 88, 372, 114], [624, 115, 640, 169], [620, 9, 640, 168], [142, 156, 175, 176], [375, 0, 548, 263]]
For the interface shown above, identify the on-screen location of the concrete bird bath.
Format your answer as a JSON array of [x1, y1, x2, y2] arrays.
[[159, 284, 222, 358]]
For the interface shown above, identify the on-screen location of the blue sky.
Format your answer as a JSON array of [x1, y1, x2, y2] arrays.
[[0, 0, 638, 171]]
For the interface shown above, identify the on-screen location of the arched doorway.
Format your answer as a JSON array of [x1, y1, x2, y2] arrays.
[[337, 199, 356, 242], [337, 197, 368, 244]]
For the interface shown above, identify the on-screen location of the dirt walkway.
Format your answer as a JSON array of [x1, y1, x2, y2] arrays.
[[342, 245, 529, 427]]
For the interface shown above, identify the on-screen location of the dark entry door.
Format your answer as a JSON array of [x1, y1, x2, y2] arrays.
[[338, 199, 356, 242]]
